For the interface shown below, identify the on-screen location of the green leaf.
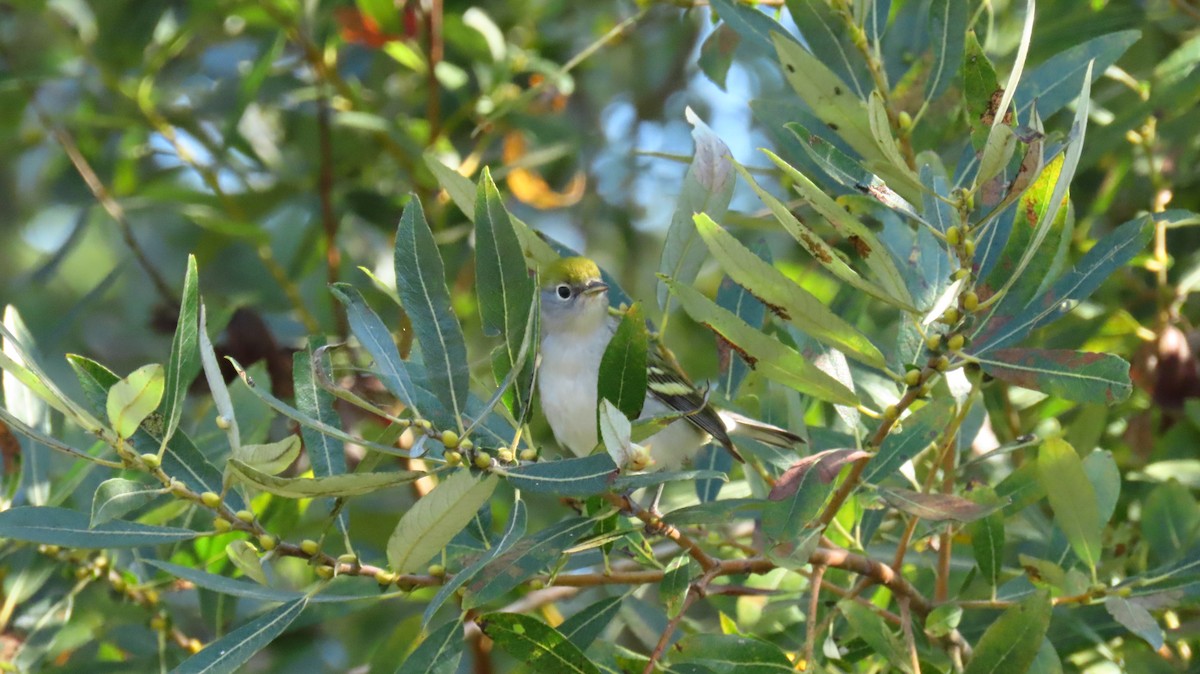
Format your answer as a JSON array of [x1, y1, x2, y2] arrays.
[[292, 338, 348, 523], [877, 486, 1006, 522], [673, 633, 794, 673], [233, 434, 302, 476], [227, 459, 423, 498], [963, 590, 1052, 674], [763, 455, 834, 542], [394, 197, 469, 424], [598, 399, 637, 469], [786, 0, 868, 98], [330, 284, 421, 412], [479, 613, 600, 674], [709, 0, 793, 55], [840, 600, 909, 672], [867, 90, 919, 183], [694, 213, 885, 368], [90, 478, 164, 527], [698, 24, 739, 89], [597, 303, 648, 421], [475, 167, 537, 418], [863, 398, 954, 483], [968, 485, 1006, 589], [463, 516, 593, 609], [198, 304, 240, 451], [763, 148, 914, 307], [226, 540, 267, 586], [976, 349, 1131, 404], [1104, 595, 1164, 650], [925, 0, 969, 103], [387, 470, 499, 574], [1, 312, 105, 436], [147, 561, 371, 603], [657, 108, 736, 314], [1013, 30, 1140, 120], [962, 31, 1001, 149], [972, 215, 1153, 353], [159, 254, 201, 453], [106, 363, 165, 439], [424, 495, 527, 626], [662, 277, 858, 406], [498, 455, 618, 496], [1142, 480, 1200, 565], [661, 555, 692, 618], [1038, 438, 1102, 574], [611, 469, 725, 492], [0, 506, 196, 547], [926, 604, 963, 639], [1083, 449, 1121, 525], [171, 597, 308, 674], [984, 153, 1067, 304], [559, 595, 624, 651], [395, 618, 465, 674]]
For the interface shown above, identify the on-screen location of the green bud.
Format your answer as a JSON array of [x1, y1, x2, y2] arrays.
[[441, 429, 459, 448], [258, 534, 277, 551], [428, 563, 446, 578], [235, 510, 254, 524], [200, 492, 221, 508], [140, 453, 161, 468], [946, 226, 961, 245], [444, 450, 462, 466], [300, 539, 320, 556], [375, 570, 397, 586], [904, 369, 922, 387], [213, 517, 232, 533], [458, 439, 474, 452], [926, 334, 942, 351], [519, 449, 538, 462], [473, 452, 492, 470], [948, 334, 965, 351], [962, 291, 979, 312], [497, 449, 514, 464], [315, 565, 335, 580]]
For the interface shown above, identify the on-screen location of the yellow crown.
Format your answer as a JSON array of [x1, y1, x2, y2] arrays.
[[543, 256, 601, 286]]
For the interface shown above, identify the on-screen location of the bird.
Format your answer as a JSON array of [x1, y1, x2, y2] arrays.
[[537, 256, 804, 476]]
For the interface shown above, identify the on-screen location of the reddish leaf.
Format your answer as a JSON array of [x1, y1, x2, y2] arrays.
[[769, 448, 871, 500], [878, 487, 1007, 523]]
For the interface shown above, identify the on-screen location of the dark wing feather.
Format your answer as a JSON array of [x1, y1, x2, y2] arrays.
[[646, 345, 742, 462]]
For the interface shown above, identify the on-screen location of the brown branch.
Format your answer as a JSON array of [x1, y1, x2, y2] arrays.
[[425, 0, 444, 144], [900, 597, 922, 674], [804, 564, 827, 668], [603, 492, 719, 571]]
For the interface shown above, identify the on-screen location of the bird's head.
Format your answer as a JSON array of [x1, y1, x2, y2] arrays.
[[540, 256, 610, 336]]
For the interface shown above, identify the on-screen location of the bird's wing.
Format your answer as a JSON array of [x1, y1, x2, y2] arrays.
[[645, 342, 741, 461]]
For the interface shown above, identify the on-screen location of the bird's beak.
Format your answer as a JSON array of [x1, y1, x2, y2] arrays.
[[582, 280, 609, 296]]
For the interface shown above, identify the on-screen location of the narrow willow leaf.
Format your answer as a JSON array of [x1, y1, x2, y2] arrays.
[[597, 303, 648, 420], [663, 277, 858, 406], [990, 0, 1035, 131], [715, 244, 767, 398], [159, 254, 201, 453], [1084, 449, 1121, 526], [0, 506, 196, 547], [926, 605, 963, 639], [387, 470, 498, 574], [226, 540, 268, 586], [559, 595, 624, 650], [975, 124, 1017, 189], [1105, 595, 1164, 650], [1014, 30, 1140, 120], [498, 455, 618, 497], [105, 363, 165, 440], [1142, 480, 1200, 565], [763, 454, 833, 542], [695, 213, 885, 368], [1, 314, 103, 434], [963, 590, 1051, 674], [962, 31, 1001, 149], [147, 561, 370, 603], [234, 434, 301, 476], [919, 157, 959, 234], [478, 613, 600, 674], [396, 618, 465, 674], [968, 485, 1006, 589], [476, 167, 536, 415], [330, 284, 419, 410], [90, 478, 164, 528], [732, 163, 905, 310], [862, 398, 954, 483], [976, 348, 1131, 404], [971, 215, 1152, 353], [674, 634, 794, 672], [394, 197, 469, 425], [661, 556, 691, 618], [867, 91, 918, 182], [425, 496, 527, 625], [657, 108, 736, 314], [787, 0, 868, 97], [709, 0, 795, 54], [877, 486, 1005, 522], [764, 148, 914, 307], [598, 399, 636, 469], [227, 459, 422, 498], [0, 405, 103, 466], [199, 304, 240, 451], [463, 516, 593, 609], [983, 153, 1066, 302], [612, 469, 725, 492], [840, 600, 908, 671], [3, 307, 50, 504], [698, 23, 740, 89], [1038, 438, 1101, 573], [172, 597, 308, 674], [925, 0, 968, 103]]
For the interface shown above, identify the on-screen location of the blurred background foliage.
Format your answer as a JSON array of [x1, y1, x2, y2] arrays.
[[3, 0, 1200, 671]]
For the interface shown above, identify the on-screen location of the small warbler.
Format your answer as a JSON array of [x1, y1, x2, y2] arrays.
[[538, 257, 803, 472]]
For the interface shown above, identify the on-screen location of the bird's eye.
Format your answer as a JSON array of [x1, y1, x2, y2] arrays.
[[556, 285, 572, 299]]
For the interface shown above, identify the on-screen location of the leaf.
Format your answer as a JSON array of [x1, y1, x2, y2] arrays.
[[963, 589, 1052, 674], [661, 556, 691, 618], [867, 91, 918, 183], [559, 595, 624, 650], [962, 30, 1001, 149], [971, 215, 1153, 353], [499, 455, 618, 496], [424, 496, 527, 626], [1013, 30, 1140, 121], [983, 150, 1067, 304], [732, 163, 906, 310], [597, 303, 648, 420], [106, 363, 165, 439], [387, 470, 499, 574], [0, 506, 196, 547], [226, 540, 267, 586], [698, 23, 740, 89], [0, 318, 104, 435], [394, 196, 469, 424], [227, 459, 422, 498], [787, 0, 868, 98], [1083, 449, 1121, 526], [877, 487, 1006, 523], [662, 277, 858, 406], [1037, 438, 1102, 573], [673, 634, 794, 673], [479, 613, 599, 674], [1142, 480, 1200, 565], [234, 434, 302, 476], [147, 561, 371, 603], [1104, 595, 1164, 650], [159, 254, 201, 452], [771, 449, 871, 497], [976, 123, 1017, 188], [763, 454, 833, 542], [694, 213, 885, 368], [171, 597, 308, 674], [598, 399, 636, 469], [840, 600, 909, 671], [463, 516, 593, 609], [330, 284, 420, 411], [657, 108, 736, 314], [475, 167, 537, 416], [396, 618, 465, 674], [976, 349, 1131, 404], [90, 478, 163, 527], [862, 398, 954, 483], [198, 304, 240, 451], [925, 604, 963, 639], [925, 0, 968, 103], [968, 485, 1006, 588], [764, 147, 915, 307], [988, 0, 1034, 134], [709, 0, 794, 54]]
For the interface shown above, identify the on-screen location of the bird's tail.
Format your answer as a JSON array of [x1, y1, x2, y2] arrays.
[[716, 410, 805, 449]]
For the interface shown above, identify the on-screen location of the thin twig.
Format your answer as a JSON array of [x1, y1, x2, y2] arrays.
[[900, 597, 922, 674], [804, 564, 827, 668]]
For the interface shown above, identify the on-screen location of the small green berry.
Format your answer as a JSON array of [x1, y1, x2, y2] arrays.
[[952, 268, 970, 281], [441, 429, 460, 448], [926, 334, 942, 351], [338, 553, 359, 566], [904, 370, 922, 387], [473, 451, 492, 470], [444, 450, 462, 466], [519, 449, 538, 462], [143, 589, 160, 606], [200, 492, 221, 508], [964, 238, 976, 257], [936, 355, 950, 371], [235, 510, 254, 524], [300, 539, 320, 555], [884, 405, 899, 420], [962, 291, 979, 312], [418, 419, 433, 431], [258, 534, 277, 552], [150, 615, 168, 632], [946, 226, 961, 245], [941, 307, 960, 325], [497, 449, 514, 464], [375, 570, 397, 585], [111, 577, 127, 593], [215, 415, 231, 430], [140, 453, 161, 468], [458, 438, 473, 452], [428, 564, 446, 578], [213, 517, 232, 533], [947, 334, 965, 351], [315, 565, 335, 580], [187, 639, 203, 654]]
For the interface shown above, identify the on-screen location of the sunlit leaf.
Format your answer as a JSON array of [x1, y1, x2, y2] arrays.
[[172, 597, 308, 674], [226, 540, 267, 586], [976, 348, 1131, 404], [0, 506, 196, 547], [425, 496, 527, 625], [963, 590, 1051, 674], [598, 304, 648, 421], [105, 363, 164, 440], [877, 486, 1006, 522], [233, 434, 301, 476], [227, 459, 423, 498], [90, 478, 163, 528], [387, 470, 498, 574], [1038, 438, 1101, 574], [479, 613, 599, 674], [159, 254, 201, 453]]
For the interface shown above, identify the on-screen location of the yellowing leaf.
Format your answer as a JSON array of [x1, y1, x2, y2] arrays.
[[106, 364, 165, 439]]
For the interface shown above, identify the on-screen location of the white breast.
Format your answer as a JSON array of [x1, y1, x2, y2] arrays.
[[539, 326, 611, 456]]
